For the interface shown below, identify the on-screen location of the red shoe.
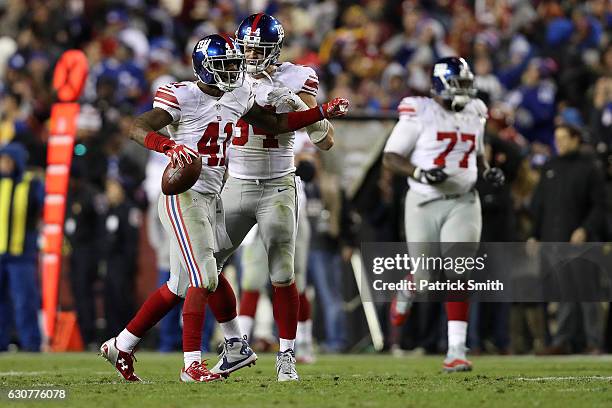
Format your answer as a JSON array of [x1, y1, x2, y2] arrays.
[[443, 357, 473, 373], [443, 346, 473, 373], [99, 337, 140, 382], [390, 296, 411, 327], [180, 361, 223, 383]]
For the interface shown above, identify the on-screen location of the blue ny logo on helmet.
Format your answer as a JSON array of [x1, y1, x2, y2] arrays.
[[192, 34, 245, 92], [235, 13, 285, 74], [431, 57, 477, 110]]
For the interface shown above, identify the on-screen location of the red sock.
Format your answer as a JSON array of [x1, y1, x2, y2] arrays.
[[182, 287, 209, 352], [239, 290, 260, 318], [208, 274, 237, 323], [445, 301, 469, 321], [272, 283, 299, 339], [126, 284, 181, 337], [298, 292, 311, 322]]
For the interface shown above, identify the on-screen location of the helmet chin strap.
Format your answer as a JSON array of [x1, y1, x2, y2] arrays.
[[450, 95, 470, 112]]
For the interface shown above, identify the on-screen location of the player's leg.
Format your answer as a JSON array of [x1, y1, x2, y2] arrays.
[[257, 174, 299, 381], [238, 228, 269, 341], [440, 192, 482, 372], [156, 269, 182, 352], [295, 210, 314, 363], [207, 178, 259, 376], [164, 192, 223, 382], [213, 176, 257, 273], [395, 190, 444, 326], [100, 194, 186, 381]]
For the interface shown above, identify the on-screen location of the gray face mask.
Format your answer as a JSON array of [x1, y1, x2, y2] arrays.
[[451, 94, 472, 111]]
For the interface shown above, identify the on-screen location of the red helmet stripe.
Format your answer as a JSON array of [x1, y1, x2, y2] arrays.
[[219, 33, 234, 49], [250, 13, 265, 32]]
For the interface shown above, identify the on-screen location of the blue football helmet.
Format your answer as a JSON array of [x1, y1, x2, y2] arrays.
[[192, 34, 245, 92], [235, 13, 284, 74], [431, 57, 477, 111]]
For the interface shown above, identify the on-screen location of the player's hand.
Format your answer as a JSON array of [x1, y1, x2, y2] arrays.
[[266, 87, 302, 110], [570, 227, 587, 244], [413, 167, 448, 184], [321, 98, 350, 118], [165, 144, 199, 168], [483, 167, 505, 187]]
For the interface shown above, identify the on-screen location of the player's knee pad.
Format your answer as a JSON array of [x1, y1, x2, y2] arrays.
[[270, 269, 295, 286], [194, 255, 219, 292]]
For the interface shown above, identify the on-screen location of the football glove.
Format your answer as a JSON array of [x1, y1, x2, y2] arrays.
[[321, 98, 350, 118], [413, 167, 448, 184], [165, 144, 199, 168], [266, 87, 303, 110], [483, 167, 505, 187]]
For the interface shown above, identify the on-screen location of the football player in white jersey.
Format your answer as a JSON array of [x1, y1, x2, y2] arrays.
[[236, 131, 316, 364], [100, 33, 348, 383], [383, 57, 504, 372], [210, 14, 334, 381]]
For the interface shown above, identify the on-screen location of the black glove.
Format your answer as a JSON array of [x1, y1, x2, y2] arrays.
[[413, 167, 448, 185], [483, 167, 505, 187]]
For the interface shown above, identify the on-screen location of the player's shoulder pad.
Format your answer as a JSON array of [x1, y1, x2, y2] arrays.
[[397, 96, 429, 119], [154, 81, 194, 110], [467, 98, 488, 120], [277, 62, 319, 96]]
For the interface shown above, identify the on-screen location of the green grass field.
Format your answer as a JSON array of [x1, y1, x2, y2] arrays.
[[1, 353, 612, 407]]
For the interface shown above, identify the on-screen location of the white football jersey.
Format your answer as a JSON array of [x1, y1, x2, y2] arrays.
[[153, 80, 255, 194], [384, 97, 487, 198], [227, 62, 319, 180]]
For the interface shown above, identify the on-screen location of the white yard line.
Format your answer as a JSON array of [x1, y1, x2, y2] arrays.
[[517, 376, 612, 381], [0, 370, 110, 376]]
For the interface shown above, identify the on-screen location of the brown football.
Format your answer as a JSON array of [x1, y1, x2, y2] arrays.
[[161, 155, 202, 195]]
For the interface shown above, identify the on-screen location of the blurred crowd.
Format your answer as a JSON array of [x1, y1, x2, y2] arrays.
[[0, 0, 611, 354]]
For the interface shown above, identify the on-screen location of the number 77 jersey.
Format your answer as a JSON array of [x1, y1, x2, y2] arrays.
[[153, 80, 255, 194], [384, 96, 488, 198]]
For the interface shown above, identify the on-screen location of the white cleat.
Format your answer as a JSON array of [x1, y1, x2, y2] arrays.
[[210, 336, 258, 377], [276, 349, 299, 381], [443, 345, 473, 373]]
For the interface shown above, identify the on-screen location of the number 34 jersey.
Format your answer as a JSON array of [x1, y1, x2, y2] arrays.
[[153, 81, 255, 194], [227, 62, 319, 180], [384, 96, 487, 198]]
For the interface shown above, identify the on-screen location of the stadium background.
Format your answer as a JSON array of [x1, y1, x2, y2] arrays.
[[0, 0, 610, 357]]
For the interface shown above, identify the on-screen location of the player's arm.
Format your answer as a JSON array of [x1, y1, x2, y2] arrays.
[[473, 99, 504, 186], [477, 152, 505, 187], [297, 92, 334, 151], [382, 117, 418, 177], [382, 115, 447, 184], [129, 107, 197, 168], [383, 152, 416, 177], [242, 97, 349, 135], [130, 107, 173, 147]]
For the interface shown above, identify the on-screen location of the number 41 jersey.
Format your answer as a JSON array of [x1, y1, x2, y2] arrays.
[[227, 62, 319, 180], [384, 96, 487, 198], [153, 81, 255, 194]]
